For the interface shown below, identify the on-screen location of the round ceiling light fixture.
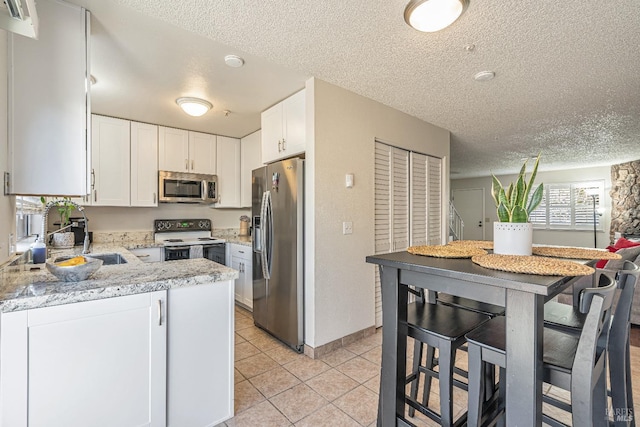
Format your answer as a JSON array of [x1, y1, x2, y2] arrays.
[[473, 70, 495, 82], [224, 55, 245, 68], [176, 97, 213, 117], [404, 0, 469, 33]]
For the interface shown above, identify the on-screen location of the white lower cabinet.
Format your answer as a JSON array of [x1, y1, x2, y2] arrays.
[[0, 281, 235, 427], [0, 291, 167, 427], [230, 244, 253, 310], [167, 282, 234, 426]]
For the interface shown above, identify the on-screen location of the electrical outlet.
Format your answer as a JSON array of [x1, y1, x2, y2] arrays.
[[343, 221, 353, 235]]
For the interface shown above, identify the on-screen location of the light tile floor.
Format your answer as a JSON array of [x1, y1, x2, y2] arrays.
[[218, 306, 640, 426]]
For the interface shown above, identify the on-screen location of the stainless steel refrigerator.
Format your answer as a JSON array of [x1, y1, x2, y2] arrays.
[[252, 158, 304, 352]]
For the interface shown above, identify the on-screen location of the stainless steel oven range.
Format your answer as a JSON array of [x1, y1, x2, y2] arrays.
[[154, 219, 225, 263]]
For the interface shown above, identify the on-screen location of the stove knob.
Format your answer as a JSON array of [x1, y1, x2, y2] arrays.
[[204, 220, 210, 229], [165, 222, 172, 229]]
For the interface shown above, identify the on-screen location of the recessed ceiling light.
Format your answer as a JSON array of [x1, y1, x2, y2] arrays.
[[224, 55, 244, 68], [176, 97, 213, 117], [404, 0, 469, 33], [474, 70, 495, 82]]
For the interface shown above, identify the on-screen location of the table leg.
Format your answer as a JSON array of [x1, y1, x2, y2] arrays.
[[379, 266, 408, 426], [505, 289, 544, 427]]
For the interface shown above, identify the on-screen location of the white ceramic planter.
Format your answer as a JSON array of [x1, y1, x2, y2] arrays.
[[493, 222, 533, 256], [52, 231, 75, 249]]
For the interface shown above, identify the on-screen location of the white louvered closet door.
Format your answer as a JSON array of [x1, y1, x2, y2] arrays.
[[374, 142, 409, 327], [410, 153, 428, 246], [427, 156, 443, 244]]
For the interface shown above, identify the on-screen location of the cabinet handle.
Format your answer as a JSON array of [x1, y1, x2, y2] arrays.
[[282, 139, 286, 150], [153, 192, 156, 204], [185, 159, 189, 170], [94, 190, 97, 202], [238, 250, 244, 254], [241, 262, 244, 273], [157, 299, 162, 326], [91, 169, 95, 189], [191, 160, 195, 170], [136, 254, 150, 258], [278, 140, 282, 152]]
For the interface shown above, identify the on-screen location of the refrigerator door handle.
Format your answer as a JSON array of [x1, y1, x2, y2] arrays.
[[260, 191, 272, 279]]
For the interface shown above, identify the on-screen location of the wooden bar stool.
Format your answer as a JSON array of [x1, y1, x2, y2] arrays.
[[544, 261, 639, 427], [465, 274, 617, 427], [404, 292, 491, 427]]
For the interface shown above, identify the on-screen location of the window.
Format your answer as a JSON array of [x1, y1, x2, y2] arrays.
[[529, 181, 604, 230]]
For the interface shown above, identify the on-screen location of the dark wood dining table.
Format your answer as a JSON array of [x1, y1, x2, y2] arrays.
[[366, 250, 585, 427]]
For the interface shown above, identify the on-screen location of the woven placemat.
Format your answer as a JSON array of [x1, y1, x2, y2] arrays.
[[532, 246, 622, 260], [408, 245, 487, 258], [449, 240, 494, 249], [471, 254, 594, 276]]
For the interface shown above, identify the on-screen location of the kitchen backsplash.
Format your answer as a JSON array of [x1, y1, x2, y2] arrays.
[[91, 228, 242, 244]]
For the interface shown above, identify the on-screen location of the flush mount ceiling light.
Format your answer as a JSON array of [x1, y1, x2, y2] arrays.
[[474, 70, 495, 81], [224, 55, 245, 68], [404, 0, 469, 32], [176, 97, 213, 117]]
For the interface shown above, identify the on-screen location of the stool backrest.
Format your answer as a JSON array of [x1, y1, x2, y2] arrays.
[[609, 261, 639, 350], [574, 275, 617, 380]]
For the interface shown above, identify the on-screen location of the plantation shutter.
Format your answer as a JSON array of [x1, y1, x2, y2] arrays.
[[427, 156, 443, 244], [374, 142, 391, 327]]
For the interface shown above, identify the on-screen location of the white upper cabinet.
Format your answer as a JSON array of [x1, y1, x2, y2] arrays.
[[215, 136, 241, 208], [91, 115, 130, 206], [188, 132, 217, 175], [261, 89, 306, 164], [131, 122, 159, 207], [159, 128, 216, 174], [8, 0, 89, 196], [240, 130, 262, 208], [158, 127, 189, 173]]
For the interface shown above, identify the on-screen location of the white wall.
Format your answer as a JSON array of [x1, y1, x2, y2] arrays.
[[451, 165, 612, 248], [0, 32, 16, 263], [306, 78, 450, 347]]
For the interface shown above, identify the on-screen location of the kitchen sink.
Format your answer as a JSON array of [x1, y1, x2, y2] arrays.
[[55, 253, 128, 265]]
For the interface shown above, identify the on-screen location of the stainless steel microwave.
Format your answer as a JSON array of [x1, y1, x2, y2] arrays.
[[158, 171, 218, 203]]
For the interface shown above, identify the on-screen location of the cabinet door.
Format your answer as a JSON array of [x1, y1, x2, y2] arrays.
[[261, 102, 283, 164], [91, 115, 130, 206], [240, 130, 262, 207], [231, 255, 243, 303], [159, 127, 189, 172], [282, 89, 306, 157], [241, 256, 253, 309], [215, 136, 241, 207], [8, 0, 88, 196], [0, 292, 167, 427], [167, 282, 234, 426], [129, 247, 163, 262], [188, 131, 217, 174], [131, 122, 158, 207]]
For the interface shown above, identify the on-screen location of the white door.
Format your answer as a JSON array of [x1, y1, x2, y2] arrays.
[[131, 122, 158, 206], [1, 292, 167, 427], [159, 127, 189, 172], [261, 102, 283, 164], [282, 89, 306, 156], [216, 136, 241, 207], [188, 131, 217, 174], [452, 188, 485, 240], [240, 130, 262, 207], [91, 115, 130, 206]]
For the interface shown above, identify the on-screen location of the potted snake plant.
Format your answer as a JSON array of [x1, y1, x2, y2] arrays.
[[490, 154, 544, 255]]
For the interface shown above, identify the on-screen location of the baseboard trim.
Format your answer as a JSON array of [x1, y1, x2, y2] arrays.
[[304, 326, 376, 359]]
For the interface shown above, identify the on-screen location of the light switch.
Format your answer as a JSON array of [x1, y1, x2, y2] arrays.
[[343, 221, 353, 235], [345, 173, 354, 188]]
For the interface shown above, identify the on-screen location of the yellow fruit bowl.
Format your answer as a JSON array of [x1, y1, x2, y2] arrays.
[[46, 256, 103, 282]]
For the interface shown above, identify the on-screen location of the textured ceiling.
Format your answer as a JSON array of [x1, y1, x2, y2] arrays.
[[72, 0, 640, 178]]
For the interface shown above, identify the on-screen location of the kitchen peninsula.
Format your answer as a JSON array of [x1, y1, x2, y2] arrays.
[[0, 245, 238, 427]]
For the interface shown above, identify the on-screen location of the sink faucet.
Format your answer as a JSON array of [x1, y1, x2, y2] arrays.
[[39, 200, 91, 255]]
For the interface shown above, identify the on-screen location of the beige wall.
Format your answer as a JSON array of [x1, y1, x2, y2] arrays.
[[82, 205, 249, 232], [0, 32, 16, 263], [451, 165, 612, 248], [306, 78, 450, 347]]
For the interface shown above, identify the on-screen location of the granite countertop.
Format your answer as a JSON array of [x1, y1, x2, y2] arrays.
[[0, 244, 238, 313], [221, 235, 252, 247]]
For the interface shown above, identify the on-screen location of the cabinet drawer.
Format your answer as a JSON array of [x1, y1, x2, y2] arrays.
[[229, 244, 251, 259], [129, 247, 163, 263]]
